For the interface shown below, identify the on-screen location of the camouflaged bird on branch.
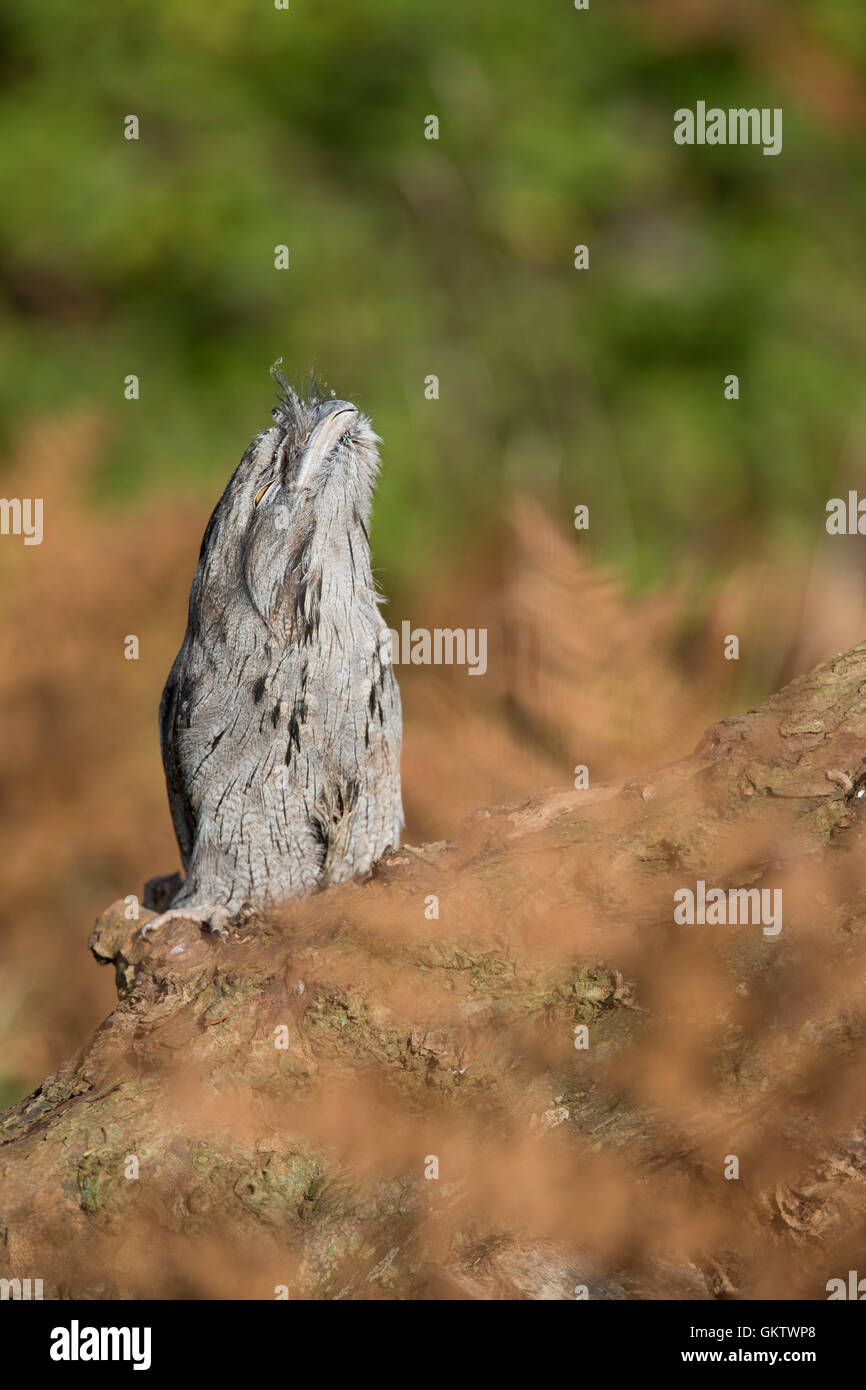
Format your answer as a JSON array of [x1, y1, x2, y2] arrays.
[[151, 366, 403, 936]]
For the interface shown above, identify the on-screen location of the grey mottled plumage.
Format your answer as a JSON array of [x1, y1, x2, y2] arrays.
[[155, 369, 403, 933]]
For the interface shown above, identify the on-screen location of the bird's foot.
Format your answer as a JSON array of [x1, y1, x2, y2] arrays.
[[142, 871, 185, 914], [139, 907, 231, 940]]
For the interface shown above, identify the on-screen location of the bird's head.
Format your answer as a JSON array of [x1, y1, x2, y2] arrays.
[[190, 367, 383, 642], [257, 364, 381, 512]]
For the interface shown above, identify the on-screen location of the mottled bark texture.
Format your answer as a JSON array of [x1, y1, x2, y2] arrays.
[[3, 643, 866, 1300]]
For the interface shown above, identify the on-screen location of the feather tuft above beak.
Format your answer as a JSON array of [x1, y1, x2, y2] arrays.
[[294, 401, 359, 492]]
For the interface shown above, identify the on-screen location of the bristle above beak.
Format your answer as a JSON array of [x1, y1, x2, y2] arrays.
[[294, 402, 358, 491]]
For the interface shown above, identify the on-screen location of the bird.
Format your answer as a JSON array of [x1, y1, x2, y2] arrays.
[[146, 365, 403, 936]]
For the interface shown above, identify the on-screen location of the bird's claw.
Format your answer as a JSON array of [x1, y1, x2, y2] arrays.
[[139, 908, 224, 939]]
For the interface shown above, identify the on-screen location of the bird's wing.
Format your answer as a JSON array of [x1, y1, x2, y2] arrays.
[[158, 662, 197, 871]]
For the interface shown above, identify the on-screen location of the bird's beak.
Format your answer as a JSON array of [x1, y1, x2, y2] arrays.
[[294, 401, 358, 492]]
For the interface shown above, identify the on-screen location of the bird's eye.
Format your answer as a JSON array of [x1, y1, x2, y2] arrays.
[[254, 481, 273, 506]]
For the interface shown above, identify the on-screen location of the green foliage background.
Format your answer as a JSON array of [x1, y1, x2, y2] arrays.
[[0, 0, 864, 589]]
